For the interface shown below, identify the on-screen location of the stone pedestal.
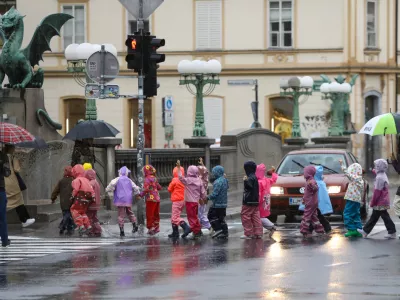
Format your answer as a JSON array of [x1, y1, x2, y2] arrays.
[[93, 137, 122, 210], [184, 137, 215, 171], [0, 89, 62, 141], [310, 136, 351, 151], [282, 137, 308, 156]]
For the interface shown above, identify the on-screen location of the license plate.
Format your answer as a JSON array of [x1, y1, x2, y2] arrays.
[[289, 198, 302, 205]]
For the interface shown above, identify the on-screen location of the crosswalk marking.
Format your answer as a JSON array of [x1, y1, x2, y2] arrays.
[[0, 236, 132, 264]]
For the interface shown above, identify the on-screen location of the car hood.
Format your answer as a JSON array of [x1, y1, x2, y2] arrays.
[[273, 173, 348, 187]]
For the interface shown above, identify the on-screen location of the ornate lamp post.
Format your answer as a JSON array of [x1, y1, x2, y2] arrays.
[[279, 76, 314, 140], [64, 43, 118, 121], [320, 79, 352, 136], [177, 59, 221, 137]]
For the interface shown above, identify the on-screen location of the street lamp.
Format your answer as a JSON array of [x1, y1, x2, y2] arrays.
[[279, 76, 314, 139], [178, 59, 221, 137], [64, 43, 118, 121], [320, 80, 352, 136]]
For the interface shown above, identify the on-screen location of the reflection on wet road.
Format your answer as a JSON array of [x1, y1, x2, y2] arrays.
[[1, 223, 400, 299]]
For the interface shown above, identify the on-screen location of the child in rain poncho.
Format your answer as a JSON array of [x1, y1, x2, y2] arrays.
[[106, 166, 140, 237], [314, 165, 333, 233], [177, 160, 206, 240], [358, 159, 396, 239], [197, 158, 211, 231], [139, 165, 162, 236], [207, 165, 229, 239], [299, 166, 325, 237], [70, 164, 95, 236], [241, 161, 262, 239], [256, 163, 278, 238], [167, 165, 191, 239], [85, 169, 102, 237], [51, 166, 75, 235], [340, 160, 364, 237]]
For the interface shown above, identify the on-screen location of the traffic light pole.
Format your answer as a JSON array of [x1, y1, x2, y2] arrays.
[[136, 0, 146, 233]]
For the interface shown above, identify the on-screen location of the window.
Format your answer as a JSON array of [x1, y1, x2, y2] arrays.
[[196, 0, 222, 50], [127, 12, 151, 34], [269, 0, 293, 48], [128, 99, 152, 148], [366, 0, 377, 48], [64, 99, 86, 133], [62, 5, 85, 49], [203, 97, 223, 139]]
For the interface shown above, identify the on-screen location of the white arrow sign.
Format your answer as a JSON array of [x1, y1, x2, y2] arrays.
[[118, 0, 164, 19]]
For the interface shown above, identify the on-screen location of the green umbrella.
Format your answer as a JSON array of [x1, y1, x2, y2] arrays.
[[359, 113, 400, 136]]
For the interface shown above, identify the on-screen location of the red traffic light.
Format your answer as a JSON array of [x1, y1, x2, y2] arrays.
[[131, 39, 137, 50]]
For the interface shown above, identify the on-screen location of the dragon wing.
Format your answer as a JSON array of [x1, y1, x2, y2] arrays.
[[21, 13, 73, 68]]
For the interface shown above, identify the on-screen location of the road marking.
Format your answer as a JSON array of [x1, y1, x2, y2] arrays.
[[324, 262, 350, 267], [0, 236, 132, 264]]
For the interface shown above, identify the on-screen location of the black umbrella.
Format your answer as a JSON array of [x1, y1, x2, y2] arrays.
[[62, 120, 120, 141], [15, 136, 48, 149]]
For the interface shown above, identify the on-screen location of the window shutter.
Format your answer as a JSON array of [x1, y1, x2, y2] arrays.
[[203, 97, 223, 139], [196, 0, 222, 49]]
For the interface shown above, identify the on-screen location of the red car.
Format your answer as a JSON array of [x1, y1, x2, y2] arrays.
[[269, 149, 369, 222]]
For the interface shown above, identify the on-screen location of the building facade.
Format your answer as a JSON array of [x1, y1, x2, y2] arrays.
[[6, 0, 400, 169]]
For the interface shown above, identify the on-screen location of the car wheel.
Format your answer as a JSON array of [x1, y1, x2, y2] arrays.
[[268, 214, 278, 223]]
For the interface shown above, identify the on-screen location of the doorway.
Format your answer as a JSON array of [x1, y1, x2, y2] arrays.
[[364, 94, 381, 171]]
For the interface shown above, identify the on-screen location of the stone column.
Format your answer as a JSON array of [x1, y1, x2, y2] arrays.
[[183, 137, 216, 171]]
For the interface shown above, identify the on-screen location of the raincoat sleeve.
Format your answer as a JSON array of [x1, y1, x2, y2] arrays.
[[370, 182, 387, 207], [71, 178, 81, 197], [208, 178, 223, 200], [177, 169, 188, 186], [105, 177, 119, 194], [130, 180, 140, 196], [270, 173, 278, 185], [307, 179, 318, 193], [139, 178, 151, 197], [51, 180, 61, 201], [244, 177, 255, 190], [200, 182, 206, 200], [168, 180, 175, 194]]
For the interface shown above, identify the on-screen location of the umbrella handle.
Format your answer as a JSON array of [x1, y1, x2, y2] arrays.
[[384, 127, 387, 136]]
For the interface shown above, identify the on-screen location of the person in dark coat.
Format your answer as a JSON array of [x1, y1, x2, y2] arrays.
[[0, 150, 10, 247], [241, 161, 262, 239], [51, 166, 75, 234]]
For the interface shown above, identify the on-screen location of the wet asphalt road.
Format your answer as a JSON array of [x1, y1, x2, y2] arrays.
[[1, 219, 400, 300]]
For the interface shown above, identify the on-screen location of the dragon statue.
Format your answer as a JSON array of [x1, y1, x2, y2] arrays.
[[0, 7, 72, 130], [0, 7, 72, 88]]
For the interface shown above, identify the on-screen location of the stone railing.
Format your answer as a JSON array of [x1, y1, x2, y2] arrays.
[[115, 148, 221, 187]]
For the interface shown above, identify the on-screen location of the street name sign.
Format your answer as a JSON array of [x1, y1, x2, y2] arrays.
[[228, 80, 256, 86]]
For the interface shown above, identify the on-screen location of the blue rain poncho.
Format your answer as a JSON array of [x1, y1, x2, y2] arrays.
[[315, 166, 333, 215]]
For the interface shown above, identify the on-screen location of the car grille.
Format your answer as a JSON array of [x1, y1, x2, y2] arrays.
[[287, 187, 302, 195]]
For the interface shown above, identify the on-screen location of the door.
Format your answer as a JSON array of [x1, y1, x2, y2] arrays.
[[365, 95, 381, 171]]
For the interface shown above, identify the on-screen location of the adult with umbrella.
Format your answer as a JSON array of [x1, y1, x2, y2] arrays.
[[63, 119, 120, 167], [0, 123, 37, 228], [0, 123, 36, 246]]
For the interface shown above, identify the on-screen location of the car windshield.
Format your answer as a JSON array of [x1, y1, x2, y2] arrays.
[[277, 153, 348, 176]]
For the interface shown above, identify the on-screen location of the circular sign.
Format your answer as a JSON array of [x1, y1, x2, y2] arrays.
[[86, 51, 120, 84], [166, 99, 172, 110]]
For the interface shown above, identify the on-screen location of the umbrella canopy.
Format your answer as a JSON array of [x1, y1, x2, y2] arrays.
[[63, 120, 120, 141], [359, 113, 400, 136], [0, 122, 35, 144], [15, 136, 48, 149]]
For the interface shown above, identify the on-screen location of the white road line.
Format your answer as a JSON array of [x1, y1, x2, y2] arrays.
[[0, 236, 127, 264]]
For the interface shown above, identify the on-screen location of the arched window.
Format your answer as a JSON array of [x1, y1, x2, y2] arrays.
[[269, 96, 293, 143], [128, 98, 152, 148], [64, 98, 86, 133], [203, 97, 223, 139]]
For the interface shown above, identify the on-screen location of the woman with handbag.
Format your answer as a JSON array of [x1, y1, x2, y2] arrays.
[[4, 145, 35, 227]]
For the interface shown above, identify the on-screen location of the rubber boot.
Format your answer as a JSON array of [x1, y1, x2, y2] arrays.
[[180, 221, 191, 238], [120, 227, 125, 237], [132, 222, 138, 233], [168, 224, 179, 238]]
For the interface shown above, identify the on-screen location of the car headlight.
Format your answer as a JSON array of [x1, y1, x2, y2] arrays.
[[270, 186, 284, 195], [328, 186, 341, 194]]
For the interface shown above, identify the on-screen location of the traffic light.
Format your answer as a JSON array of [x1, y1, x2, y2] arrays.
[[143, 36, 165, 97], [125, 35, 142, 72]]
